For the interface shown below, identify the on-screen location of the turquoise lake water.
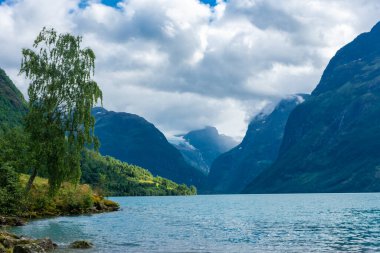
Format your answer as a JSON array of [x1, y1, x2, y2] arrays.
[[10, 194, 380, 252]]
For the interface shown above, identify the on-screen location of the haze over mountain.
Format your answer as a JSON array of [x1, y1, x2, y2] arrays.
[[170, 127, 237, 175], [208, 95, 308, 193], [93, 107, 206, 188], [169, 137, 210, 175], [244, 22, 380, 193]]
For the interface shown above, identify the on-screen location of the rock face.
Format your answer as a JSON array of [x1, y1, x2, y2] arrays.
[[208, 95, 308, 193], [0, 67, 27, 131], [244, 22, 380, 193], [170, 127, 237, 175], [93, 107, 206, 188]]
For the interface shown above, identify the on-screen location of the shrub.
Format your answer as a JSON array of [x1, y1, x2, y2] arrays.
[[54, 184, 94, 213], [0, 165, 24, 215]]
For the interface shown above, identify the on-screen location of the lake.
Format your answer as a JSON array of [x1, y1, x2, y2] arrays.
[[10, 194, 380, 252]]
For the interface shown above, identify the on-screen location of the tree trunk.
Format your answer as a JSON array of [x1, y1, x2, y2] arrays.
[[25, 168, 37, 193]]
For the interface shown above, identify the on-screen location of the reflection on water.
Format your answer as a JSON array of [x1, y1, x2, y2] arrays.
[[10, 194, 380, 252]]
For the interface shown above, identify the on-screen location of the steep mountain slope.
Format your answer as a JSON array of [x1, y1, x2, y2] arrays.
[[171, 127, 237, 175], [93, 107, 206, 188], [244, 22, 380, 193], [0, 68, 27, 131], [208, 95, 308, 193]]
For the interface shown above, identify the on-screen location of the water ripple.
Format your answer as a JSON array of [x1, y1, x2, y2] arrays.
[[9, 193, 380, 253]]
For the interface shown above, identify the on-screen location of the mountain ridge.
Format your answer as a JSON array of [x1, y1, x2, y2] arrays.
[[93, 107, 206, 189], [244, 21, 380, 193]]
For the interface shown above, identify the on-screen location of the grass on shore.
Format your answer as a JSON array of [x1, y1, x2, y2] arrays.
[[18, 174, 119, 218], [0, 171, 119, 219]]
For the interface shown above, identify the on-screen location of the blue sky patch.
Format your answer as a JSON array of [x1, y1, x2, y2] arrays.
[[100, 0, 218, 8], [0, 0, 219, 6], [101, 0, 120, 7], [200, 0, 218, 7]]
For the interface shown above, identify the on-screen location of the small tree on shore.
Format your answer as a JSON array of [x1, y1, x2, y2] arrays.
[[20, 27, 102, 194]]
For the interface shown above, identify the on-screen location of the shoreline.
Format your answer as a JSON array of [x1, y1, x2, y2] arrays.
[[0, 194, 120, 226], [0, 197, 120, 252]]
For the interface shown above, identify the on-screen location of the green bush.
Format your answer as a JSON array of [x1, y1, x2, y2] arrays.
[[54, 184, 94, 213], [22, 177, 95, 216], [0, 165, 24, 215], [0, 128, 32, 174]]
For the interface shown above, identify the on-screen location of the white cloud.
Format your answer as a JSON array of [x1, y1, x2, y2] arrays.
[[0, 0, 380, 139]]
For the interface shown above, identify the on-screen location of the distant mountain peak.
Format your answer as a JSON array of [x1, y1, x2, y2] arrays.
[[183, 126, 219, 138], [183, 126, 238, 154], [170, 126, 238, 175]]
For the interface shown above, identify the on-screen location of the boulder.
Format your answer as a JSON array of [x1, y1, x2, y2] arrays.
[[70, 240, 93, 249], [13, 243, 45, 253], [35, 238, 57, 251]]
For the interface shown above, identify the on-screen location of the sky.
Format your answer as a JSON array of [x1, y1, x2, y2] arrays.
[[0, 0, 380, 140]]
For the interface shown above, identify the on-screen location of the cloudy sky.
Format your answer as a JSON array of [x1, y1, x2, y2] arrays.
[[1, 0, 380, 139]]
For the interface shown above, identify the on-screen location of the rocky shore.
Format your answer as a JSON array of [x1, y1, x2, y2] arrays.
[[0, 196, 119, 252], [0, 217, 26, 227], [0, 231, 57, 253], [0, 231, 96, 252]]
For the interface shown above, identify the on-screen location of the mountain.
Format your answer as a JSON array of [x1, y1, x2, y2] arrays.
[[244, 22, 380, 193], [171, 126, 238, 175], [0, 67, 27, 132], [169, 135, 210, 175], [93, 107, 206, 189], [171, 127, 237, 175], [208, 95, 308, 193]]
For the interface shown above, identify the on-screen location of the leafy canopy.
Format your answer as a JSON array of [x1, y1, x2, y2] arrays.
[[20, 27, 102, 193]]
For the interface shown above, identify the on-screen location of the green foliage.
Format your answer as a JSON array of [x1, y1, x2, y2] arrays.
[[81, 150, 197, 196], [0, 165, 24, 215], [23, 181, 93, 216], [0, 127, 34, 174], [20, 27, 102, 193]]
